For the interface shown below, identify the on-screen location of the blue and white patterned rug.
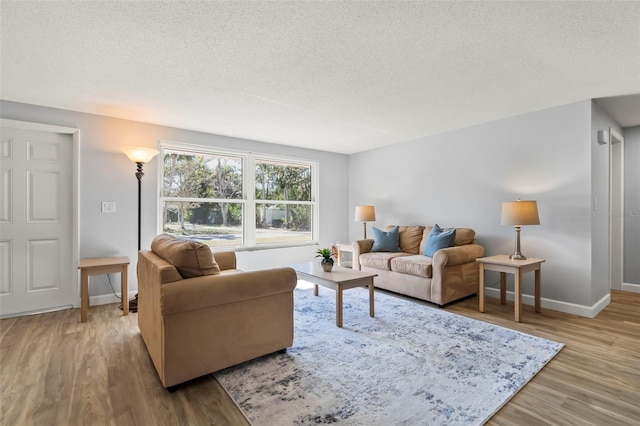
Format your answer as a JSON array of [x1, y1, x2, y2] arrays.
[[215, 281, 563, 425]]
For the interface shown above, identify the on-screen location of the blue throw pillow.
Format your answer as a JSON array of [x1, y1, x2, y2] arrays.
[[371, 226, 401, 252], [423, 224, 456, 257]]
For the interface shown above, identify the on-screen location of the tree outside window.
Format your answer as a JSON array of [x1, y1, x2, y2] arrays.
[[160, 145, 316, 248], [255, 159, 312, 245]]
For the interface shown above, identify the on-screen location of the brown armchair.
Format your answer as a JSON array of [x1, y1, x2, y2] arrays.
[[137, 234, 297, 388]]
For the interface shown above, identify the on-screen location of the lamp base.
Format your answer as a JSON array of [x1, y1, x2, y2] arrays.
[[510, 226, 527, 260]]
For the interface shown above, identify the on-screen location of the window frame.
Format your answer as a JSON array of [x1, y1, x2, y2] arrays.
[[158, 140, 319, 251]]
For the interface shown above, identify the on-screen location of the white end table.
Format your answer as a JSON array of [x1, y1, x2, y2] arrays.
[[78, 256, 130, 323], [477, 255, 545, 322], [335, 243, 354, 267]]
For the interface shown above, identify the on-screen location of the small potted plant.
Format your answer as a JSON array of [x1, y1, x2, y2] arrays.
[[316, 248, 335, 272]]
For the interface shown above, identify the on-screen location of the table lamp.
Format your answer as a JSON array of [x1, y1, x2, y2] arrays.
[[355, 205, 376, 239], [501, 199, 539, 260]]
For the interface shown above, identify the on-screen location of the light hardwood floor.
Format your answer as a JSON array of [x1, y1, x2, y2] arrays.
[[1, 290, 638, 425]]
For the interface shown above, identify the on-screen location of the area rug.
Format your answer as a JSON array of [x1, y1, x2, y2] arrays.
[[215, 282, 564, 425]]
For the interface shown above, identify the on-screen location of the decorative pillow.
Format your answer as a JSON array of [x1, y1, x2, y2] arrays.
[[151, 234, 220, 278], [371, 226, 401, 252], [386, 225, 425, 254], [423, 224, 456, 257]]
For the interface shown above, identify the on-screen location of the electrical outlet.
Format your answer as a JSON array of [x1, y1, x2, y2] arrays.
[[101, 201, 116, 213]]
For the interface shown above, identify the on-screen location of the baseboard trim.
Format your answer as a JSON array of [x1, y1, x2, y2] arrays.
[[484, 287, 610, 318], [622, 282, 640, 293], [0, 305, 74, 319]]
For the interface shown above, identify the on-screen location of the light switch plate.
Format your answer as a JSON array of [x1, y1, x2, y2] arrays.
[[102, 201, 116, 213]]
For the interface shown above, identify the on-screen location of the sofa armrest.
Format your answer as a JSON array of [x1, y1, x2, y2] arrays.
[[432, 243, 485, 270], [352, 239, 374, 271], [212, 250, 236, 271], [160, 267, 297, 315]]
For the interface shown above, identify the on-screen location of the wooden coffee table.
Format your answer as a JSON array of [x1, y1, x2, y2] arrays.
[[291, 262, 377, 327]]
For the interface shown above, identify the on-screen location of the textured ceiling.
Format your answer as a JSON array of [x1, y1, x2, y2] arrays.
[[1, 1, 639, 154]]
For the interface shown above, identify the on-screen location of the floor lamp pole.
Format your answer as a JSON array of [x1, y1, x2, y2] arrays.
[[129, 162, 144, 312], [135, 162, 143, 251], [121, 146, 158, 313]]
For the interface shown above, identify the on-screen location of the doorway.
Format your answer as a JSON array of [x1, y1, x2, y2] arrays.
[[609, 128, 624, 291], [0, 120, 79, 318]]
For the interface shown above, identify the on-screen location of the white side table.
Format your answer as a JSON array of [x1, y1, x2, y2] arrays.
[[335, 243, 354, 267], [78, 256, 130, 323], [477, 255, 545, 322]]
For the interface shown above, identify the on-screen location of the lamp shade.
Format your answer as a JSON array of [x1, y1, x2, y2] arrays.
[[501, 200, 540, 226], [355, 205, 376, 222], [122, 146, 159, 163]]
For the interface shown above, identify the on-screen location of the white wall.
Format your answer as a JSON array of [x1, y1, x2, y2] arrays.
[[0, 100, 350, 301], [349, 101, 596, 312], [623, 126, 640, 287]]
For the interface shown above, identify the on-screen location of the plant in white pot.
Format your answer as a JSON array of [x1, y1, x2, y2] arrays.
[[316, 248, 335, 272]]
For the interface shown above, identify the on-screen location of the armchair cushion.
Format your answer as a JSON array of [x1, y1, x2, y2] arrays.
[[151, 234, 220, 278]]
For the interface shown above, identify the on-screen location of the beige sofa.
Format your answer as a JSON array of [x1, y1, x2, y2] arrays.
[[352, 226, 484, 306], [137, 234, 297, 389]]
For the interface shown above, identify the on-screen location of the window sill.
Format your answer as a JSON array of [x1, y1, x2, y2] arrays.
[[212, 241, 319, 253]]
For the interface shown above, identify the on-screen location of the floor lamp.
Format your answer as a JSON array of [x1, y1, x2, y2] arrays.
[[122, 146, 159, 311]]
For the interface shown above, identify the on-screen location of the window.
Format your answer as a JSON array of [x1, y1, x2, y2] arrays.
[[159, 142, 318, 249], [255, 158, 313, 245]]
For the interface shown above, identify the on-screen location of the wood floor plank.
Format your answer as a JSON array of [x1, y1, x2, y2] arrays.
[[0, 290, 638, 425]]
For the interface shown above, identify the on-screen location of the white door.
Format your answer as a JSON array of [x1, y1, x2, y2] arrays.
[[0, 126, 73, 317]]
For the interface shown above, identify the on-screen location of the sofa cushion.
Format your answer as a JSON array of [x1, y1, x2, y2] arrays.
[[391, 255, 433, 278], [359, 252, 410, 271], [423, 224, 456, 257], [371, 226, 402, 252], [151, 234, 220, 278], [419, 226, 434, 254], [420, 226, 476, 253], [386, 225, 425, 254], [454, 228, 476, 246]]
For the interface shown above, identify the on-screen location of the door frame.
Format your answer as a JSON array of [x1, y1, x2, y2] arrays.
[[0, 118, 80, 311], [608, 127, 624, 291]]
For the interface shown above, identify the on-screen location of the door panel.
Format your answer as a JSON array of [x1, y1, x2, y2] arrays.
[[0, 168, 11, 223], [0, 240, 11, 295], [27, 170, 60, 222], [27, 238, 60, 292], [0, 126, 72, 317]]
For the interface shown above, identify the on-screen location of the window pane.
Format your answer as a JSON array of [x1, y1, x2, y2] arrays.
[[256, 203, 312, 244], [163, 151, 243, 199], [255, 160, 311, 202], [162, 201, 243, 247]]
